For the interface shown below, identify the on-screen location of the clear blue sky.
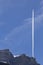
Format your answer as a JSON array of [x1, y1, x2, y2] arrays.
[[0, 0, 43, 65]]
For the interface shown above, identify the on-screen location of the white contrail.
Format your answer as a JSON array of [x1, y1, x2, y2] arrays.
[[32, 9, 34, 57]]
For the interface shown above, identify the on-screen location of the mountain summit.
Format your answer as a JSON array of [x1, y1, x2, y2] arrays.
[[0, 49, 40, 65], [14, 54, 40, 65]]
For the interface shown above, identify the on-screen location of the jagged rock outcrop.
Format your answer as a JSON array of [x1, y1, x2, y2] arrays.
[[0, 49, 40, 65], [0, 49, 14, 65], [14, 54, 40, 65]]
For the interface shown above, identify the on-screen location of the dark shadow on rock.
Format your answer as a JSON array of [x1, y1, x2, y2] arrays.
[[0, 62, 9, 65]]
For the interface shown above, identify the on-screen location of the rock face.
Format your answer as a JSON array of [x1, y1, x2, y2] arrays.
[[0, 49, 40, 65], [0, 49, 14, 65], [14, 54, 40, 65]]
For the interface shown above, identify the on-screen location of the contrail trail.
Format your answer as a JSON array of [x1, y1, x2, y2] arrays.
[[32, 9, 34, 57]]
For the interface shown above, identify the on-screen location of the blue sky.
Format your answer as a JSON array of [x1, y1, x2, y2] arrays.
[[0, 0, 43, 65]]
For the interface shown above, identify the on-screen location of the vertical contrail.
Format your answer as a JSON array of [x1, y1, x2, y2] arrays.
[[32, 9, 34, 57]]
